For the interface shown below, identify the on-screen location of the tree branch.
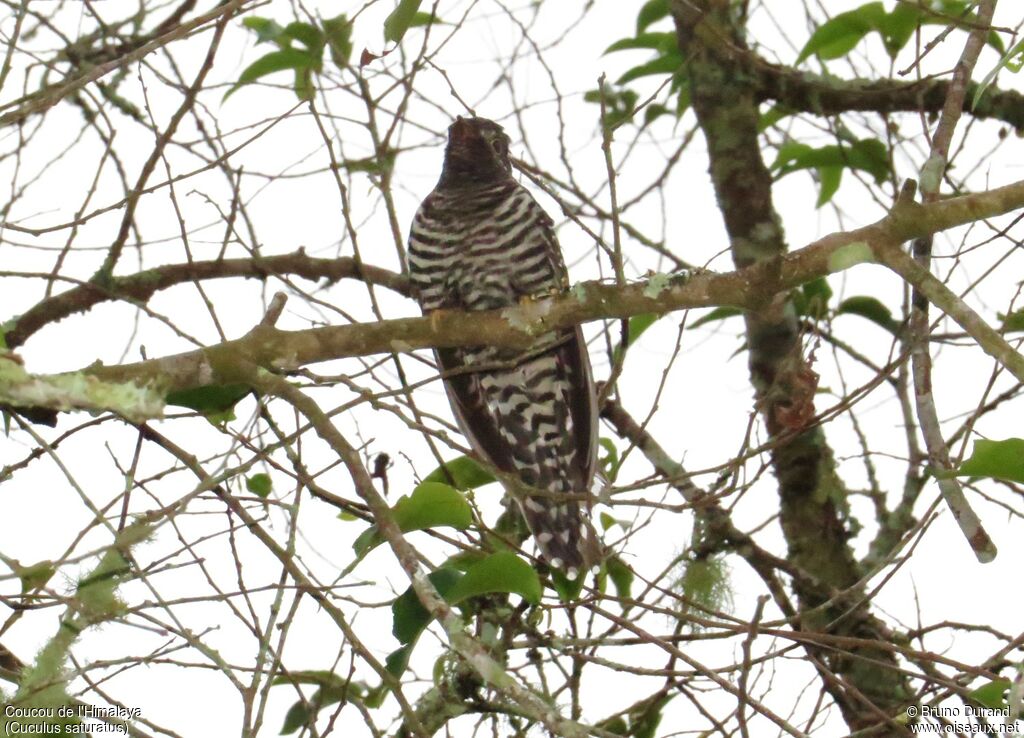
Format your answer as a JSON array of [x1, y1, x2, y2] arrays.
[[903, 0, 999, 564], [755, 63, 1024, 131], [0, 0, 260, 128], [65, 176, 1024, 398], [3, 252, 408, 349], [3, 178, 1021, 421], [246, 367, 606, 738]]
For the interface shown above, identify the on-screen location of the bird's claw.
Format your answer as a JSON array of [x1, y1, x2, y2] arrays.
[[428, 309, 451, 333], [518, 286, 560, 306]]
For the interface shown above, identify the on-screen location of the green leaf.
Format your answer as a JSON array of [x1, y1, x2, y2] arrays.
[[617, 53, 683, 84], [643, 103, 670, 126], [224, 48, 317, 100], [166, 383, 249, 420], [773, 139, 888, 181], [597, 716, 629, 735], [242, 16, 286, 45], [815, 165, 842, 207], [383, 0, 424, 44], [599, 512, 620, 531], [272, 670, 358, 688], [958, 438, 1024, 484], [352, 526, 382, 558], [323, 14, 353, 68], [293, 66, 314, 101], [584, 87, 640, 132], [280, 700, 311, 734], [800, 1, 1004, 67], [424, 456, 496, 490], [394, 482, 473, 532], [363, 683, 387, 709], [630, 694, 674, 738], [772, 138, 890, 204], [969, 678, 1011, 709], [803, 277, 833, 305], [849, 137, 892, 182], [877, 3, 923, 57], [406, 11, 443, 29], [392, 567, 463, 644], [551, 569, 585, 602], [796, 277, 833, 318], [238, 49, 315, 82], [627, 312, 660, 345], [283, 21, 323, 50], [441, 549, 488, 573], [605, 555, 633, 604], [598, 433, 618, 474], [605, 32, 676, 55], [974, 38, 1024, 108], [675, 85, 691, 115], [446, 551, 542, 605], [275, 674, 366, 734], [758, 104, 794, 132], [1000, 309, 1024, 333], [385, 556, 539, 677], [796, 2, 887, 64], [837, 296, 899, 333], [352, 482, 473, 558], [1008, 49, 1024, 73], [636, 0, 669, 32], [598, 438, 621, 483], [246, 473, 272, 498], [385, 643, 414, 677], [340, 151, 397, 176], [688, 306, 742, 329]]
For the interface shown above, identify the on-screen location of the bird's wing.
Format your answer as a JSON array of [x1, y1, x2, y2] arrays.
[[426, 185, 598, 501], [531, 199, 598, 493], [560, 324, 599, 498], [435, 326, 596, 492], [434, 345, 518, 474]]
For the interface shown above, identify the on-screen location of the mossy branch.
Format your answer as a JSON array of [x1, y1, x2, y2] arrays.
[[4, 177, 1022, 421], [4, 524, 151, 731], [1, 355, 164, 421], [88, 178, 1024, 393]]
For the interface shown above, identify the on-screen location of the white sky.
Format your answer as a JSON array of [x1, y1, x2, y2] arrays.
[[2, 0, 1024, 735]]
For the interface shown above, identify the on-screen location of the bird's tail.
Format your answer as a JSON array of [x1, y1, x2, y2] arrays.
[[519, 495, 602, 579]]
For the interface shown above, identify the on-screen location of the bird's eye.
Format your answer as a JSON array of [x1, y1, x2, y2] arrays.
[[483, 134, 507, 156]]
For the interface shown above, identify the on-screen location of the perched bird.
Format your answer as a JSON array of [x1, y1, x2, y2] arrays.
[[407, 116, 601, 577]]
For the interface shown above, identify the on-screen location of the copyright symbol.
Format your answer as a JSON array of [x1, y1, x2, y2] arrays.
[[907, 706, 918, 718]]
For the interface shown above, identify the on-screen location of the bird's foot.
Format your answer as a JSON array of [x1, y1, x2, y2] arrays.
[[427, 308, 453, 333], [517, 285, 560, 306]]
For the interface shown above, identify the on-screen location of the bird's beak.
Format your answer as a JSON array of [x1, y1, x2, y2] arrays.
[[449, 116, 474, 144]]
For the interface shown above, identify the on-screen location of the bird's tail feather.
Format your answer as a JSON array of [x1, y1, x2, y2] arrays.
[[519, 495, 602, 579]]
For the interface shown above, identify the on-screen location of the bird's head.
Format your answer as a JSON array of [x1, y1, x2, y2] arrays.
[[438, 116, 513, 189]]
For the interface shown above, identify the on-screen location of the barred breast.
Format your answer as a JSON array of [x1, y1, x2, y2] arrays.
[[408, 181, 564, 312]]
